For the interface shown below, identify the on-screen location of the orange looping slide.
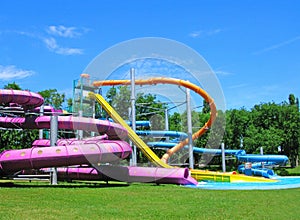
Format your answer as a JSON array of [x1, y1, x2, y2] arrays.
[[92, 77, 217, 164]]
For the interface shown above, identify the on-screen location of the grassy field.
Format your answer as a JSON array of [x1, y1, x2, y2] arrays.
[[0, 181, 300, 220], [276, 165, 300, 176], [287, 166, 300, 174]]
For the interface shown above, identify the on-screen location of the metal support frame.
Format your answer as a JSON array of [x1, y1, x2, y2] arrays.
[[39, 105, 44, 139], [130, 68, 137, 166], [186, 88, 194, 169], [221, 142, 226, 173], [50, 115, 58, 185]]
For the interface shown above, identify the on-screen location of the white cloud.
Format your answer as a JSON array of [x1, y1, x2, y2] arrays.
[[44, 37, 58, 50], [43, 37, 83, 55], [214, 70, 233, 76], [55, 47, 83, 55], [253, 35, 300, 55], [0, 65, 34, 80], [189, 28, 222, 38], [47, 25, 81, 38], [189, 31, 202, 38]]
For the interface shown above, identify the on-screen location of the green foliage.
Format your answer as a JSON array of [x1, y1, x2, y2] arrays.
[[38, 89, 65, 109], [225, 95, 299, 167], [105, 86, 167, 127], [3, 82, 22, 90], [169, 112, 182, 131]]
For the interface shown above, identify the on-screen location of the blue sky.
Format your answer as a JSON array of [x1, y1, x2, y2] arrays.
[[0, 0, 299, 110]]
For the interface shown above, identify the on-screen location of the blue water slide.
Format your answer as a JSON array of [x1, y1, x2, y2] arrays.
[[237, 154, 289, 166], [99, 119, 151, 127], [147, 141, 246, 156], [136, 131, 188, 140], [126, 121, 151, 127], [238, 166, 276, 178]]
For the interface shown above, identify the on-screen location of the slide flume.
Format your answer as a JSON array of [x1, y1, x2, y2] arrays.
[[92, 77, 276, 183], [0, 88, 197, 185], [93, 77, 217, 163]]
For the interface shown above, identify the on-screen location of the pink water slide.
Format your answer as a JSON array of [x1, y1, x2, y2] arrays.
[[0, 116, 128, 140], [0, 89, 44, 109], [0, 89, 197, 185], [55, 166, 198, 185]]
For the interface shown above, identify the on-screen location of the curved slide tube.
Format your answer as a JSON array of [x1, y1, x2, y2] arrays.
[[136, 130, 188, 140], [0, 89, 44, 109], [0, 89, 197, 185], [92, 77, 217, 163], [0, 140, 131, 174], [147, 141, 246, 156], [237, 154, 288, 165], [91, 78, 276, 183], [0, 116, 127, 140], [32, 135, 109, 147], [31, 106, 64, 114], [126, 120, 151, 128], [55, 166, 198, 185]]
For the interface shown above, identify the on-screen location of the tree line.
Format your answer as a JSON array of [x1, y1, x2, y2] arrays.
[[104, 86, 299, 167], [0, 83, 299, 168]]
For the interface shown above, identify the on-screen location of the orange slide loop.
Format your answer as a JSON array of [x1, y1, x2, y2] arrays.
[[93, 77, 217, 163]]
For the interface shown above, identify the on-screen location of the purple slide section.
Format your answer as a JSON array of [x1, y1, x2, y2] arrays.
[[0, 116, 127, 140], [0, 89, 197, 185], [31, 106, 63, 114], [55, 166, 198, 185], [0, 89, 44, 109], [32, 135, 109, 147], [0, 140, 131, 174]]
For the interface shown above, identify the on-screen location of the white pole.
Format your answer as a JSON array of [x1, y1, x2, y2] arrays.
[[221, 142, 226, 173], [260, 147, 264, 168], [50, 115, 58, 185], [186, 88, 194, 169], [78, 110, 83, 140], [39, 105, 44, 139], [260, 147, 264, 155], [165, 108, 169, 142], [130, 68, 137, 166]]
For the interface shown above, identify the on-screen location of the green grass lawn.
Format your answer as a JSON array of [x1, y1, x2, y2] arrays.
[[287, 166, 300, 174], [0, 181, 300, 220]]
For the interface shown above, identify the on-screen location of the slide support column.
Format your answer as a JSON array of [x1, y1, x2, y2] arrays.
[[130, 68, 137, 166], [50, 115, 58, 185], [221, 142, 226, 173], [186, 88, 194, 169], [39, 105, 44, 139]]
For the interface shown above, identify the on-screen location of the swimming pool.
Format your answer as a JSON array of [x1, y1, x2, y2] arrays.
[[186, 176, 300, 190]]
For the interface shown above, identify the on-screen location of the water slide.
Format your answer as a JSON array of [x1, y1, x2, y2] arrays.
[[0, 89, 197, 185], [53, 166, 197, 185], [237, 154, 288, 165], [147, 141, 246, 156], [0, 115, 127, 140], [92, 77, 275, 183], [148, 140, 288, 178], [136, 130, 188, 141], [92, 77, 217, 164]]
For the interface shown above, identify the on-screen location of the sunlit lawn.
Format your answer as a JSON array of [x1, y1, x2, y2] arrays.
[[0, 181, 300, 220]]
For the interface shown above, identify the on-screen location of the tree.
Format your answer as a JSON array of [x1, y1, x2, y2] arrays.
[[169, 112, 182, 131], [224, 97, 299, 167], [280, 101, 299, 167], [38, 89, 65, 109], [224, 108, 250, 149], [4, 82, 22, 90], [106, 86, 167, 126]]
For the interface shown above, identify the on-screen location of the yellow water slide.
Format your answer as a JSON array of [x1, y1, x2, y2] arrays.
[[91, 77, 275, 183]]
